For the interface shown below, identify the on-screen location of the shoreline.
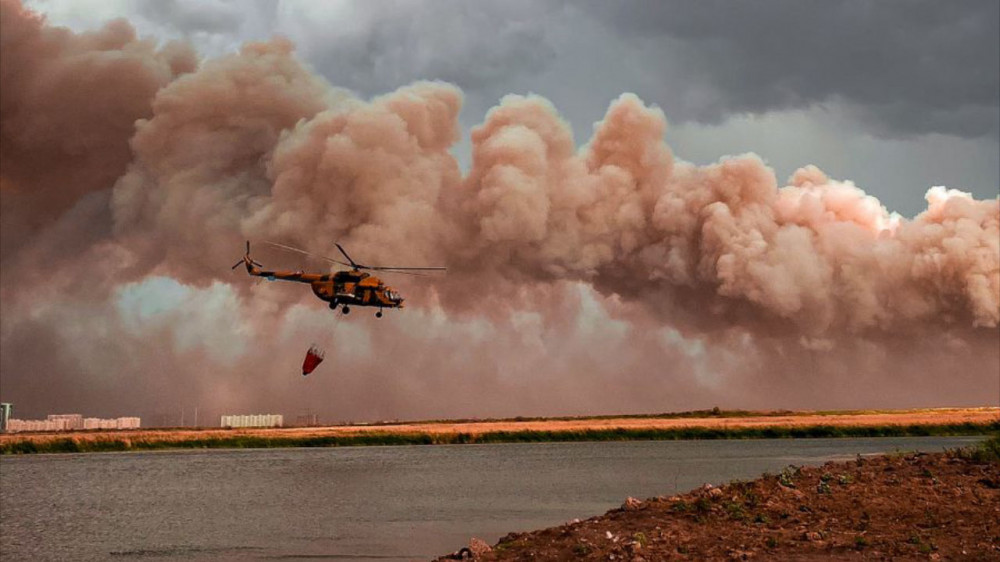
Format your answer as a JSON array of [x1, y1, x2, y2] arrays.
[[2, 407, 997, 455], [437, 436, 1000, 560]]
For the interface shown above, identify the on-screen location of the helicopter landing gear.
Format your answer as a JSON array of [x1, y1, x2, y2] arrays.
[[342, 306, 350, 315], [328, 300, 338, 310], [375, 310, 383, 318]]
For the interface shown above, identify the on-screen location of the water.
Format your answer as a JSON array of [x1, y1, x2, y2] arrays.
[[0, 436, 982, 561]]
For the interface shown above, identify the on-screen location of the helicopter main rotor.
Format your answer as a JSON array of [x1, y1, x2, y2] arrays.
[[261, 241, 446, 277]]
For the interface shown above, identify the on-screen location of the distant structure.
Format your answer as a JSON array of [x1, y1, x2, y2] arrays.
[[0, 403, 12, 433], [221, 414, 283, 428], [5, 414, 141, 433], [84, 417, 141, 430], [294, 413, 320, 427], [47, 414, 84, 430]]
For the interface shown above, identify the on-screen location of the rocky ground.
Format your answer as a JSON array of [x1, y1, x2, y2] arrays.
[[440, 443, 1000, 560]]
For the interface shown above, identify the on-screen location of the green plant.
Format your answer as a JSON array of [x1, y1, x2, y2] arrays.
[[724, 502, 748, 522], [778, 466, 797, 488], [917, 541, 937, 554], [837, 473, 853, 485], [854, 536, 869, 549], [633, 532, 648, 548], [978, 433, 1000, 461], [765, 537, 777, 548], [948, 434, 1000, 463]]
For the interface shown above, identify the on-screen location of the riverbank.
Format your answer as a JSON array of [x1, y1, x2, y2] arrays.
[[2, 407, 997, 454], [439, 436, 1000, 560]]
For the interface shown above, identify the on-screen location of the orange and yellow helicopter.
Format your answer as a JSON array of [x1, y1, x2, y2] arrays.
[[232, 241, 445, 317]]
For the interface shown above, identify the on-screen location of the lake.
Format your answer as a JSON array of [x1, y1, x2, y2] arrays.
[[0, 436, 982, 561]]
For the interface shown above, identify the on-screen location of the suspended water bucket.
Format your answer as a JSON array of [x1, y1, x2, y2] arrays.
[[302, 344, 325, 376]]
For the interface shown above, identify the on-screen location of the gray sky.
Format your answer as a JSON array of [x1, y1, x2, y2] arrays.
[[26, 0, 999, 217]]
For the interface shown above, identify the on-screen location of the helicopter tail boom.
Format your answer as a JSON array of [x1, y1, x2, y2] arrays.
[[233, 241, 328, 284]]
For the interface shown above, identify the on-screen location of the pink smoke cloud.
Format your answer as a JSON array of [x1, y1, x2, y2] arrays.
[[1, 1, 996, 422]]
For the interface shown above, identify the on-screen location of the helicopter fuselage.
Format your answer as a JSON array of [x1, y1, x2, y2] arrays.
[[232, 241, 442, 316], [244, 263, 404, 312]]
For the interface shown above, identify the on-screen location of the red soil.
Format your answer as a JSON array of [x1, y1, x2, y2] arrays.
[[439, 450, 999, 560]]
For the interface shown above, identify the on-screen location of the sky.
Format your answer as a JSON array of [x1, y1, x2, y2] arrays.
[[23, 0, 1000, 217], [1, 0, 998, 424]]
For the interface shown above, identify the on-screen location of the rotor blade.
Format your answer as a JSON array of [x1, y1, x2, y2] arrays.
[[369, 266, 447, 272], [376, 270, 431, 277], [246, 240, 250, 254], [335, 243, 360, 269], [262, 241, 351, 267], [231, 261, 243, 270]]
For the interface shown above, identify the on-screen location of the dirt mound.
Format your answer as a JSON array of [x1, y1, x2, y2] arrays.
[[440, 445, 1000, 560]]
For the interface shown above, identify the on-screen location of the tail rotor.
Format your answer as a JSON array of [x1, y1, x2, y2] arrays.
[[232, 240, 263, 271]]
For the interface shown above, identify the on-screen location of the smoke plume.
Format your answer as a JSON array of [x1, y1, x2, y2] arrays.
[[1, 0, 997, 423]]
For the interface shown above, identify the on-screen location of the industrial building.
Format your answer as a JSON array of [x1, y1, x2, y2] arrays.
[[221, 414, 283, 428], [83, 417, 141, 430], [47, 414, 84, 430], [5, 414, 141, 432], [1, 403, 12, 433]]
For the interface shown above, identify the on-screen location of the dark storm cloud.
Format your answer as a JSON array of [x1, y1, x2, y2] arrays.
[[282, 1, 559, 97], [583, 0, 1000, 139], [135, 0, 253, 35], [271, 0, 997, 143]]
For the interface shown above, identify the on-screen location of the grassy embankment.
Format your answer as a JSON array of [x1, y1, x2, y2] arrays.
[[3, 421, 997, 455], [354, 407, 994, 426]]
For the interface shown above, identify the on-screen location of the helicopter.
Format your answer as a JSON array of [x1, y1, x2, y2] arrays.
[[232, 241, 445, 317]]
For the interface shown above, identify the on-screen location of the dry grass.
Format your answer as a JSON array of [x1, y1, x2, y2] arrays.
[[2, 407, 996, 451]]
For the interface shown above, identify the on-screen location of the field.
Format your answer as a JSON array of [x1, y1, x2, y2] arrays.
[[2, 407, 997, 454]]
